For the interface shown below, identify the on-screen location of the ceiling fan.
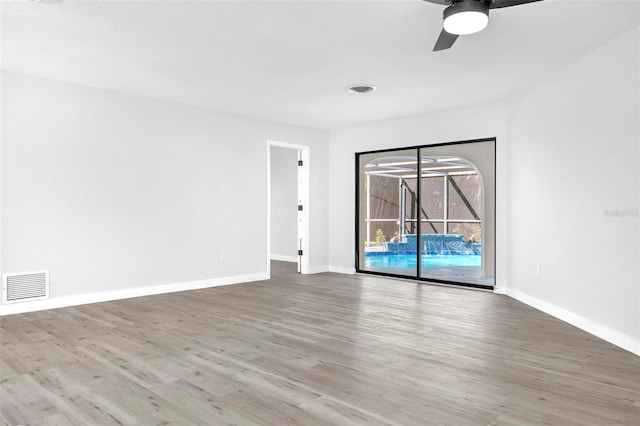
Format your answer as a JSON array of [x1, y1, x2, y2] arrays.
[[424, 0, 543, 51]]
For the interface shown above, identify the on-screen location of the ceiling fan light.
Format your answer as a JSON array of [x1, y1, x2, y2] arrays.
[[444, 11, 488, 35], [443, 1, 490, 36]]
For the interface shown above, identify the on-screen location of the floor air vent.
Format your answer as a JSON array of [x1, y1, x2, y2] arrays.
[[3, 271, 49, 304]]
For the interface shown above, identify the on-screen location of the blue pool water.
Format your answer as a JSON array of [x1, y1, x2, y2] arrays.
[[365, 253, 480, 268]]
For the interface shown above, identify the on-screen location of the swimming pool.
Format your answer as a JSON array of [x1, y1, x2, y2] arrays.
[[365, 253, 480, 268]]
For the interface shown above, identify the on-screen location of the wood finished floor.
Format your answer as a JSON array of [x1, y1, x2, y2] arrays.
[[1, 261, 639, 425]]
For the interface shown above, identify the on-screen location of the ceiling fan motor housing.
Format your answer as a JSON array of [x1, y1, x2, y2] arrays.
[[443, 0, 491, 35], [443, 0, 490, 21]]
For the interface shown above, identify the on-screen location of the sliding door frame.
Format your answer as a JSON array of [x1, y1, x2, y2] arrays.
[[355, 137, 496, 290]]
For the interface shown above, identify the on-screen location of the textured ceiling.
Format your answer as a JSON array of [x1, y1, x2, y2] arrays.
[[2, 0, 638, 129]]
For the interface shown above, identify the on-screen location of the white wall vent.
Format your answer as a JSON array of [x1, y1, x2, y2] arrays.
[[3, 271, 49, 304]]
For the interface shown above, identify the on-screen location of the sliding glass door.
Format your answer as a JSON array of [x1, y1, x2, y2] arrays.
[[356, 139, 495, 289], [358, 149, 419, 277]]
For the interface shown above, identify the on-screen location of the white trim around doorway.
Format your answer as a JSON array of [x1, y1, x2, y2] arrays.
[[266, 140, 310, 277]]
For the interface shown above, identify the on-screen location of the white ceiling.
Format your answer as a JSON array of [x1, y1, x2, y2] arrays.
[[2, 0, 638, 129]]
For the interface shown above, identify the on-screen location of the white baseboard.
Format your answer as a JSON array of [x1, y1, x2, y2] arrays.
[[0, 272, 268, 317], [506, 288, 640, 356], [270, 254, 298, 263], [305, 266, 357, 275], [329, 266, 356, 275], [307, 266, 329, 274]]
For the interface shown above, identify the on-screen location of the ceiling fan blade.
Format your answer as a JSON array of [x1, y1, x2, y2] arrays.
[[422, 0, 452, 6], [433, 28, 459, 51], [489, 0, 543, 9]]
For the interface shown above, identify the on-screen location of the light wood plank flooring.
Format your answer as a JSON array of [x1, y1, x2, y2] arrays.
[[1, 261, 639, 425]]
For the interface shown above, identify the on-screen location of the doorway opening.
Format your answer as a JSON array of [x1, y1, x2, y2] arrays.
[[267, 140, 310, 277]]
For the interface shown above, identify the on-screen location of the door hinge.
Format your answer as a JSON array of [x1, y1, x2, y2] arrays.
[[298, 160, 303, 166], [298, 205, 303, 211], [298, 250, 303, 256]]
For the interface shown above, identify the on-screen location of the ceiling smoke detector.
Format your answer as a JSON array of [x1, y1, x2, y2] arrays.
[[346, 85, 377, 95]]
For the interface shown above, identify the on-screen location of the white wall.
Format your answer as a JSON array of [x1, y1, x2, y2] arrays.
[[328, 103, 508, 283], [1, 71, 329, 311], [270, 146, 298, 260], [506, 27, 640, 353]]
